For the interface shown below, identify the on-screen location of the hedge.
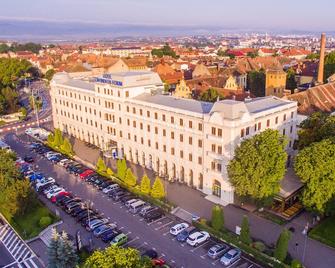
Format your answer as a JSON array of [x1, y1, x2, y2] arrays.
[[193, 221, 289, 268]]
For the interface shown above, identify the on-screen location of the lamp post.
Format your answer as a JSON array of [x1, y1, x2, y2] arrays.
[[302, 222, 309, 263]]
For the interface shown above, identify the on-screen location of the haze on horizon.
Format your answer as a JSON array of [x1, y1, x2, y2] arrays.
[[1, 0, 334, 32]]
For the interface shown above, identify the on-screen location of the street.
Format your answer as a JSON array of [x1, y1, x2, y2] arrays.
[[5, 132, 263, 268]]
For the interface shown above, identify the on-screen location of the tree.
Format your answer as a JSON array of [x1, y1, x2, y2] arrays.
[[324, 51, 335, 82], [96, 157, 107, 173], [29, 95, 42, 111], [47, 133, 55, 145], [53, 129, 63, 147], [117, 158, 127, 180], [19, 106, 27, 119], [291, 260, 303, 268], [199, 88, 223, 103], [151, 177, 165, 199], [247, 51, 258, 58], [227, 129, 287, 202], [60, 138, 73, 155], [45, 69, 55, 82], [306, 53, 319, 60], [0, 94, 6, 115], [286, 68, 297, 91], [2, 87, 19, 112], [274, 229, 291, 262], [124, 168, 137, 187], [107, 168, 114, 176], [151, 43, 177, 59], [84, 246, 144, 268], [247, 70, 265, 97], [211, 205, 224, 231], [48, 230, 78, 268], [240, 215, 252, 245], [140, 175, 151, 195], [294, 139, 335, 213]]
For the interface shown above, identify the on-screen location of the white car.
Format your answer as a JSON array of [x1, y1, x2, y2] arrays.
[[36, 177, 55, 190], [43, 184, 59, 195], [46, 188, 65, 199], [86, 218, 109, 231], [186, 231, 210, 247], [45, 151, 60, 158], [59, 159, 70, 166], [102, 184, 119, 194], [169, 223, 189, 236], [220, 248, 241, 266]]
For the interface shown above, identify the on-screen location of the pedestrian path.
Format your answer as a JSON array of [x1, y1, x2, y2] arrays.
[[0, 216, 44, 268]]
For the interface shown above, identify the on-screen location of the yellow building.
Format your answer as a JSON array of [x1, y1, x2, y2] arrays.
[[265, 69, 287, 97], [174, 79, 192, 98]]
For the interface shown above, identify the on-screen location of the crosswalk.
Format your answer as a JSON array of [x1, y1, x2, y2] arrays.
[[0, 222, 44, 268]]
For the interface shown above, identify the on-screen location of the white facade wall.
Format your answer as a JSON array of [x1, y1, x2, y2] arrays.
[[50, 72, 298, 205]]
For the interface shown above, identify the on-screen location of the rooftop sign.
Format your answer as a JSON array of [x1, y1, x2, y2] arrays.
[[95, 75, 123, 86]]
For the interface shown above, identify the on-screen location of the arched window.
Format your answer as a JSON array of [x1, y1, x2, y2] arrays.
[[180, 167, 185, 182], [213, 180, 221, 197], [198, 173, 203, 189], [189, 169, 194, 187]]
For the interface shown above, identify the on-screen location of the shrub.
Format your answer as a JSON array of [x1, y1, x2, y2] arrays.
[[274, 229, 291, 262], [211, 205, 224, 231], [39, 216, 52, 228], [253, 241, 266, 252], [291, 259, 303, 268]]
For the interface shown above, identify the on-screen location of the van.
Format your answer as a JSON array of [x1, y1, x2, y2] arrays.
[[102, 183, 119, 194], [45, 151, 60, 158], [125, 199, 138, 208], [129, 200, 146, 214]]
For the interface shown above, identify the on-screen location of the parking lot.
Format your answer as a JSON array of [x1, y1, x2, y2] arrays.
[[5, 132, 264, 268]]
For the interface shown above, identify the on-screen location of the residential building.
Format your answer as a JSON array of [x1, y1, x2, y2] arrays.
[[50, 71, 298, 205], [265, 69, 287, 97]]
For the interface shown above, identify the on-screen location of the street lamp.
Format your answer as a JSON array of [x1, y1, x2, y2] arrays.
[[302, 222, 309, 263]]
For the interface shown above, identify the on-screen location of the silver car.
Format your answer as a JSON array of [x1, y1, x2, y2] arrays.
[[207, 244, 229, 259], [220, 248, 241, 266]]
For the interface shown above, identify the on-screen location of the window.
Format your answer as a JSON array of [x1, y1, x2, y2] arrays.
[[275, 116, 278, 124], [140, 109, 143, 116], [155, 127, 158, 134], [291, 111, 294, 119], [162, 114, 166, 121], [283, 114, 287, 121], [171, 116, 174, 123], [125, 91, 129, 98], [155, 142, 159, 150], [180, 134, 184, 142], [127, 119, 130, 126], [140, 123, 143, 129], [267, 119, 270, 127], [180, 150, 184, 158], [171, 147, 175, 155], [189, 121, 193, 128], [132, 107, 136, 114], [198, 157, 202, 165], [211, 127, 216, 135], [218, 128, 222, 137], [163, 145, 166, 152], [189, 154, 193, 162], [163, 129, 166, 136], [258, 122, 261, 130], [147, 125, 151, 132], [148, 140, 151, 147], [189, 137, 193, 145], [198, 139, 203, 148], [283, 129, 286, 135], [290, 125, 293, 133], [180, 118, 183, 126], [211, 162, 216, 170], [218, 146, 222, 154], [133, 121, 136, 128], [289, 141, 292, 147], [141, 137, 144, 144], [241, 129, 245, 138], [126, 106, 129, 112], [211, 144, 216, 153], [217, 163, 222, 172], [198, 123, 203, 131], [254, 124, 257, 131], [246, 127, 250, 135], [154, 112, 158, 119], [171, 131, 174, 139], [147, 111, 150, 117]]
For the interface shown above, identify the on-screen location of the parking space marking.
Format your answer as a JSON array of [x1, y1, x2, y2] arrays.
[[123, 236, 139, 247], [212, 258, 221, 266], [226, 258, 241, 268], [163, 230, 171, 236], [139, 218, 144, 222], [155, 220, 173, 231], [242, 256, 259, 268], [200, 253, 208, 259], [147, 216, 166, 226], [134, 242, 148, 251], [190, 240, 211, 252]]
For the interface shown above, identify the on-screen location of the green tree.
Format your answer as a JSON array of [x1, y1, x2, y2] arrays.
[[286, 68, 297, 91], [324, 51, 335, 82], [294, 139, 335, 213], [60, 138, 73, 155], [124, 168, 137, 187], [117, 158, 127, 180], [45, 69, 56, 81], [247, 70, 265, 97], [211, 205, 224, 232], [0, 94, 6, 115], [291, 259, 303, 268], [2, 87, 19, 112], [199, 88, 223, 103], [96, 157, 107, 173], [47, 133, 55, 145], [140, 175, 151, 195], [240, 215, 252, 245], [274, 229, 291, 262], [19, 106, 27, 119], [84, 246, 144, 268], [107, 167, 114, 176], [227, 129, 287, 201], [29, 95, 42, 111], [151, 177, 165, 199], [151, 43, 177, 58], [0, 43, 10, 53], [0, 58, 32, 89], [306, 53, 319, 60], [53, 129, 63, 147]]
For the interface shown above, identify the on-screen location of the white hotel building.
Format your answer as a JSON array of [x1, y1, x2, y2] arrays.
[[50, 71, 298, 205]]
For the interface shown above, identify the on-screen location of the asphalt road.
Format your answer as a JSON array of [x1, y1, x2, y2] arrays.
[[5, 133, 264, 268]]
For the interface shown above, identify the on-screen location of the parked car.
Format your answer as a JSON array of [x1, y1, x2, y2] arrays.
[[43, 184, 61, 195], [101, 230, 120, 243], [98, 180, 113, 190], [47, 188, 66, 199], [79, 169, 94, 180], [176, 227, 198, 242], [79, 213, 100, 224], [23, 155, 34, 163], [27, 172, 44, 182], [144, 209, 164, 223], [207, 244, 229, 259], [139, 206, 157, 217], [102, 184, 119, 194], [86, 218, 109, 231], [125, 198, 139, 208], [45, 152, 61, 159], [169, 223, 189, 236], [186, 231, 210, 247], [59, 159, 70, 166], [65, 202, 84, 213], [142, 249, 158, 259], [35, 177, 55, 191], [60, 197, 81, 208], [110, 233, 128, 246], [92, 177, 108, 188], [120, 195, 136, 204], [129, 200, 146, 214], [73, 167, 87, 176], [110, 190, 128, 201], [70, 206, 87, 217], [220, 248, 241, 266], [54, 193, 73, 205], [93, 223, 117, 237]]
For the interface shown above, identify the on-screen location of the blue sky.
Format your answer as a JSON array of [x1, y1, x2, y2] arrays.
[[1, 0, 334, 31]]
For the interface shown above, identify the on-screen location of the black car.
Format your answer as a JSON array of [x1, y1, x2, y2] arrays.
[[23, 155, 34, 163], [101, 230, 120, 243], [99, 181, 113, 190], [66, 163, 82, 173], [92, 177, 107, 188], [110, 190, 129, 201], [76, 210, 95, 221], [60, 197, 81, 209], [55, 194, 73, 206], [142, 249, 158, 259], [73, 167, 87, 176], [71, 206, 87, 217], [144, 209, 164, 223], [78, 212, 98, 223], [120, 195, 135, 204]]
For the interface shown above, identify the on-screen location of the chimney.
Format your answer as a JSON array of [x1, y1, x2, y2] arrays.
[[317, 33, 326, 84]]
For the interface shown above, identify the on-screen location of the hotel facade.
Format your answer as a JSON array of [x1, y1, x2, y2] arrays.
[[50, 71, 298, 205]]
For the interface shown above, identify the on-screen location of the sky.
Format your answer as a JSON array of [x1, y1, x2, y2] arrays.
[[0, 0, 334, 31]]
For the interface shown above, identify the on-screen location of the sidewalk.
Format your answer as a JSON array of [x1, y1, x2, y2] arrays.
[[72, 137, 335, 268]]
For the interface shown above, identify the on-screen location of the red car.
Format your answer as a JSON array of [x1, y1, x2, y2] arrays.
[[79, 169, 94, 180], [51, 191, 70, 203], [152, 258, 166, 266]]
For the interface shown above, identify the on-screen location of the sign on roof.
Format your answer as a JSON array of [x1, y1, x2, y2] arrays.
[[95, 75, 123, 86]]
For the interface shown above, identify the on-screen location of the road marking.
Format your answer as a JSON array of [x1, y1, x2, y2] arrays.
[[190, 240, 211, 252], [123, 236, 139, 247], [124, 231, 131, 235], [147, 216, 166, 226], [139, 218, 144, 222], [226, 258, 241, 268], [200, 253, 208, 259], [163, 230, 171, 236], [170, 260, 175, 264], [158, 253, 166, 258], [134, 242, 148, 250], [212, 258, 221, 266], [155, 220, 173, 231]]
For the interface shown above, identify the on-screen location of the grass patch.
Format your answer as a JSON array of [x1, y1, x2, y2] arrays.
[[257, 210, 287, 225], [309, 216, 335, 248], [10, 200, 59, 240]]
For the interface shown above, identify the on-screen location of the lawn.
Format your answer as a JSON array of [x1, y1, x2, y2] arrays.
[[10, 200, 59, 240], [309, 216, 335, 248]]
